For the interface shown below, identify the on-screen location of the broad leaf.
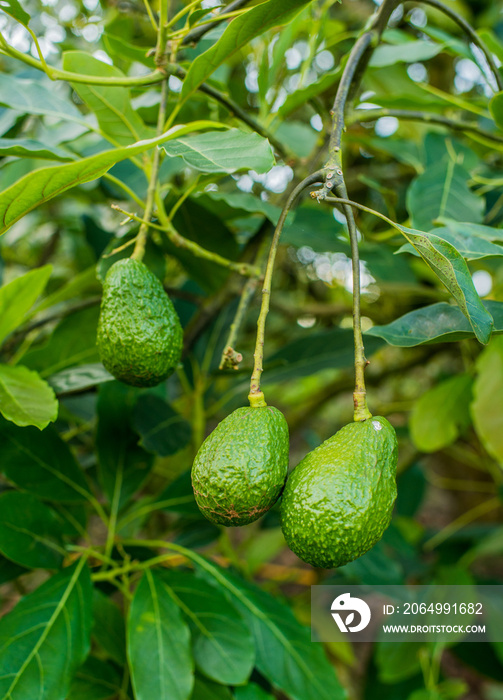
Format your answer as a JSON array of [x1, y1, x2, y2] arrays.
[[161, 129, 275, 173], [181, 0, 316, 100], [133, 394, 192, 456], [191, 677, 232, 700], [68, 656, 122, 700], [0, 264, 52, 345], [395, 225, 493, 344], [62, 51, 153, 145], [424, 226, 503, 260], [22, 305, 100, 377], [436, 218, 503, 243], [0, 0, 30, 24], [0, 419, 92, 502], [0, 122, 226, 235], [471, 337, 503, 464], [0, 491, 65, 569], [92, 589, 127, 665], [160, 570, 255, 685], [0, 363, 58, 429], [128, 570, 194, 700], [0, 138, 73, 160], [234, 685, 275, 700], [0, 560, 92, 700], [406, 161, 484, 232], [370, 40, 443, 67], [195, 190, 282, 224], [410, 374, 473, 452], [490, 91, 503, 131], [49, 363, 114, 394], [265, 328, 383, 382], [0, 74, 83, 121], [367, 301, 503, 346], [194, 559, 345, 700], [96, 382, 154, 509]]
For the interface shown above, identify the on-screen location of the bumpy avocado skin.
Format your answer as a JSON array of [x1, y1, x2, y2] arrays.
[[97, 258, 183, 387], [281, 417, 397, 568], [192, 406, 289, 526]]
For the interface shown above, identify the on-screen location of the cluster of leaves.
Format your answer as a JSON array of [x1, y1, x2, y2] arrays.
[[0, 0, 503, 699]]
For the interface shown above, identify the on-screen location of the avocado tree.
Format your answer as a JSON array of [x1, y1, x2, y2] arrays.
[[0, 0, 503, 698]]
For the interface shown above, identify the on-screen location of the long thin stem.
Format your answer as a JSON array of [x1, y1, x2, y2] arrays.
[[248, 171, 324, 406], [416, 0, 503, 91], [112, 204, 261, 277], [349, 108, 503, 145], [336, 181, 371, 421]]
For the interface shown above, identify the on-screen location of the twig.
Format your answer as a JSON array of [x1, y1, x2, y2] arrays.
[[349, 108, 503, 144], [248, 170, 324, 406], [219, 234, 269, 370], [112, 204, 261, 278], [415, 0, 503, 91], [181, 0, 253, 46]]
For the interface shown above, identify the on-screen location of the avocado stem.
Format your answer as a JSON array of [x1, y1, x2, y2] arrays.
[[248, 171, 324, 405]]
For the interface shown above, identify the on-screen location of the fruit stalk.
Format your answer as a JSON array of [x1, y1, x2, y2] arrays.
[[248, 171, 324, 407], [335, 181, 371, 421], [132, 0, 170, 262]]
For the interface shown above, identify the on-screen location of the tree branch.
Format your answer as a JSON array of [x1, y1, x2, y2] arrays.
[[349, 108, 503, 144]]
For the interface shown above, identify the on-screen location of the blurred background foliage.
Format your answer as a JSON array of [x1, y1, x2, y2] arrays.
[[1, 0, 503, 698]]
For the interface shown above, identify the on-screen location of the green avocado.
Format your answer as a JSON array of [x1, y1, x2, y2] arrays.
[[281, 417, 397, 568], [191, 405, 289, 526], [97, 258, 183, 387]]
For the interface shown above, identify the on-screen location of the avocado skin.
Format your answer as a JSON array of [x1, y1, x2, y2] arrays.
[[281, 417, 397, 568], [97, 258, 183, 387], [192, 406, 289, 526]]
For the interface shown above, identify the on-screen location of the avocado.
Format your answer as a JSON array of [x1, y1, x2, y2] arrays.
[[97, 258, 183, 387], [281, 417, 397, 568], [191, 405, 289, 526]]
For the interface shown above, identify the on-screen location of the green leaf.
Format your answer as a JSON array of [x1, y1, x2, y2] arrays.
[[22, 305, 100, 377], [92, 589, 127, 665], [234, 685, 275, 700], [133, 394, 192, 457], [0, 0, 30, 24], [127, 570, 194, 700], [62, 51, 153, 145], [49, 363, 114, 394], [471, 336, 503, 464], [0, 121, 226, 235], [490, 91, 503, 131], [191, 676, 232, 700], [181, 0, 316, 101], [410, 374, 473, 452], [159, 570, 255, 685], [68, 656, 122, 700], [103, 32, 156, 69], [161, 129, 274, 174], [406, 161, 484, 232], [0, 559, 92, 700], [0, 137, 73, 160], [436, 219, 503, 243], [422, 226, 503, 260], [195, 190, 282, 224], [33, 266, 101, 315], [369, 40, 443, 67], [194, 561, 345, 700], [96, 382, 154, 508], [367, 301, 503, 346], [0, 490, 65, 569], [0, 418, 92, 502], [0, 364, 58, 429], [0, 74, 84, 121], [265, 328, 383, 382], [395, 225, 493, 344], [0, 264, 52, 345]]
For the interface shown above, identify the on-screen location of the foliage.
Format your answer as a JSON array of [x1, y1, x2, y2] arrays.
[[0, 0, 502, 699]]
